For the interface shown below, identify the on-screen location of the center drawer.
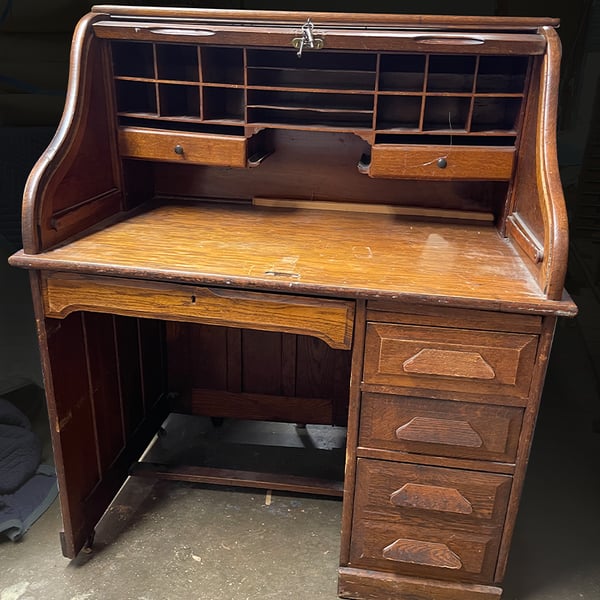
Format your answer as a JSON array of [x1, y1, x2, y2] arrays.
[[363, 322, 538, 400], [41, 272, 354, 350]]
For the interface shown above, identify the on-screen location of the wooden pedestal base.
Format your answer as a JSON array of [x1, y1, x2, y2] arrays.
[[338, 568, 502, 600]]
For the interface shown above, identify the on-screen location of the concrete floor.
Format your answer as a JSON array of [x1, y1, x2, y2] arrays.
[[1, 240, 600, 599]]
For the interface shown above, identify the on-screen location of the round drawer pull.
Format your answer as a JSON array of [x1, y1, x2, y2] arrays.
[[174, 144, 184, 155], [437, 157, 447, 169]]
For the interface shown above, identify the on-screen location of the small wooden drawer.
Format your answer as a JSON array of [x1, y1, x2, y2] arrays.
[[118, 127, 247, 167], [349, 516, 502, 583], [368, 145, 515, 181], [354, 459, 512, 527], [41, 272, 354, 350], [364, 322, 537, 400], [359, 393, 522, 463]]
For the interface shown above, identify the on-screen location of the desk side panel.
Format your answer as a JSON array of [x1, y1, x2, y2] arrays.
[[22, 13, 124, 254], [506, 29, 569, 301], [32, 274, 167, 557]]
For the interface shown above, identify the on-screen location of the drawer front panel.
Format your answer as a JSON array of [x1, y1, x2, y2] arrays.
[[368, 145, 515, 181], [364, 322, 537, 399], [359, 393, 522, 463], [42, 272, 354, 350], [118, 127, 247, 167], [354, 458, 512, 526], [349, 518, 501, 583]]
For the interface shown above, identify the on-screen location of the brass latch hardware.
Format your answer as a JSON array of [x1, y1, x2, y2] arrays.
[[292, 19, 323, 57]]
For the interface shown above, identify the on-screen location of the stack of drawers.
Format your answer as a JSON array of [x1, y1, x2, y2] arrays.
[[348, 301, 541, 586]]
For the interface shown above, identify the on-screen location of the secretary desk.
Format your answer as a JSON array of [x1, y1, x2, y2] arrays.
[[9, 6, 577, 600]]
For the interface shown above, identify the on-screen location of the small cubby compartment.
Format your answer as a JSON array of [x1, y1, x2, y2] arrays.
[[158, 84, 200, 118], [202, 87, 244, 122], [423, 96, 471, 131], [156, 44, 200, 82], [246, 48, 377, 91], [471, 97, 522, 132], [476, 56, 529, 93], [111, 41, 155, 78], [376, 95, 422, 130], [247, 107, 372, 128], [378, 54, 426, 92], [374, 133, 516, 147], [247, 89, 374, 112], [201, 47, 244, 85], [115, 80, 157, 115], [427, 55, 477, 93]]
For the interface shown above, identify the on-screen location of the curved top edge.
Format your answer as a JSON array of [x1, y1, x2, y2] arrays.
[[91, 5, 559, 29]]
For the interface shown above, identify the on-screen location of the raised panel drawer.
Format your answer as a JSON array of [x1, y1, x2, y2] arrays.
[[118, 127, 247, 167], [41, 272, 354, 350], [359, 393, 522, 463], [364, 322, 537, 400], [354, 459, 512, 527], [349, 517, 501, 583], [368, 145, 515, 180]]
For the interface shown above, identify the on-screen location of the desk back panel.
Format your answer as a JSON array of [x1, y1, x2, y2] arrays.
[[167, 323, 351, 426]]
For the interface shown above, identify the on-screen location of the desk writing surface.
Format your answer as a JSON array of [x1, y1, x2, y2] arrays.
[[16, 200, 554, 311]]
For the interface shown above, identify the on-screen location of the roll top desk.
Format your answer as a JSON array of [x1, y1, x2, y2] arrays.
[[10, 6, 577, 600]]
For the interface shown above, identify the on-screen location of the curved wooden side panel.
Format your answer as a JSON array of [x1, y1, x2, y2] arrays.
[[505, 30, 573, 308], [537, 27, 570, 300], [22, 11, 123, 254]]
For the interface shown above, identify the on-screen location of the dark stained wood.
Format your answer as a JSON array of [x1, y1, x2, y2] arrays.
[[190, 389, 334, 425], [349, 517, 502, 583], [130, 462, 344, 497], [338, 568, 502, 600], [493, 316, 558, 581], [91, 6, 558, 30], [22, 13, 122, 253], [363, 323, 538, 399], [536, 28, 570, 300], [10, 8, 576, 598], [354, 459, 512, 526], [114, 316, 145, 433], [38, 308, 167, 558], [356, 447, 516, 476], [366, 301, 543, 334], [82, 313, 125, 472], [339, 300, 367, 566], [359, 393, 523, 464], [93, 22, 547, 55]]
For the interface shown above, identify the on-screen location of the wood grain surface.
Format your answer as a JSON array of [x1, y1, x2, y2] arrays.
[[10, 201, 576, 316]]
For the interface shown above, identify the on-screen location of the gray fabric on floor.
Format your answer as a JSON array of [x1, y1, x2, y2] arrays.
[[0, 397, 57, 541]]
